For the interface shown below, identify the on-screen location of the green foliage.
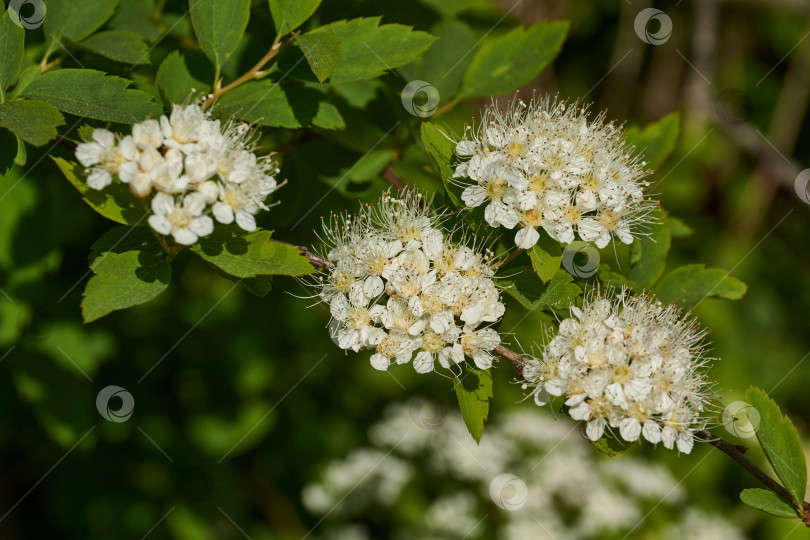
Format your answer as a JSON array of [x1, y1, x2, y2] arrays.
[[312, 17, 436, 83], [746, 387, 808, 508], [655, 264, 748, 305], [623, 113, 680, 170], [53, 157, 148, 225], [529, 239, 562, 284], [190, 0, 251, 72], [496, 268, 582, 311], [0, 7, 23, 93], [295, 31, 341, 83], [269, 0, 321, 35], [461, 22, 568, 98], [421, 122, 463, 207], [156, 52, 212, 105], [0, 100, 65, 146], [23, 69, 162, 123], [628, 207, 670, 288], [454, 368, 493, 444], [740, 489, 799, 519], [82, 250, 172, 323], [46, 0, 118, 43], [189, 226, 315, 278], [79, 30, 151, 64]]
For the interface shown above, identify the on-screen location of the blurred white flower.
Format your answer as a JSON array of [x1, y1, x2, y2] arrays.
[[452, 96, 656, 250], [305, 398, 744, 540]]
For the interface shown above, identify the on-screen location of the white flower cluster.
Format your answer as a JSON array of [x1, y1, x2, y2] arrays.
[[452, 96, 655, 249], [316, 192, 504, 374], [523, 288, 714, 453], [304, 398, 745, 540], [75, 104, 280, 245]]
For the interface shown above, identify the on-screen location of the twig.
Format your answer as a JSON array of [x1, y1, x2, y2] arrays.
[[382, 165, 408, 191], [695, 429, 810, 523], [202, 39, 290, 109]]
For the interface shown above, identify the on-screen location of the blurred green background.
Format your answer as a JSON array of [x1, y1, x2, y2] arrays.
[[1, 0, 809, 538]]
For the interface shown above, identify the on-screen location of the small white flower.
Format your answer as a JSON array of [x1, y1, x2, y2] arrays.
[[313, 191, 504, 376], [452, 96, 657, 251], [522, 287, 714, 453], [148, 192, 214, 245], [74, 102, 284, 245]]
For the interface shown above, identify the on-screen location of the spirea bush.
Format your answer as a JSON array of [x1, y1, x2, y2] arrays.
[[1, 0, 808, 535]]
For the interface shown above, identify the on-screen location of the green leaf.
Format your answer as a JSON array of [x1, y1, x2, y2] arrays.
[[401, 19, 477, 101], [89, 225, 164, 265], [628, 207, 670, 287], [52, 157, 148, 225], [623, 113, 680, 170], [82, 250, 171, 323], [46, 0, 118, 43], [23, 69, 162, 123], [0, 100, 65, 147], [496, 267, 581, 311], [108, 0, 162, 42], [421, 122, 463, 208], [217, 80, 336, 129], [0, 7, 24, 93], [80, 30, 151, 64], [269, 0, 321, 35], [190, 0, 251, 72], [529, 239, 562, 284], [454, 368, 493, 444], [189, 226, 315, 278], [589, 436, 631, 457], [295, 31, 340, 83], [312, 17, 436, 84], [11, 65, 40, 99], [740, 488, 799, 519], [746, 387, 808, 507], [156, 52, 212, 105], [654, 264, 747, 306], [461, 21, 568, 98], [313, 101, 345, 130], [667, 216, 693, 237]]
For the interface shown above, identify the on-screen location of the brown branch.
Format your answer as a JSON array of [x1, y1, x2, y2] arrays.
[[202, 39, 290, 109], [382, 165, 408, 191], [696, 429, 810, 523]]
